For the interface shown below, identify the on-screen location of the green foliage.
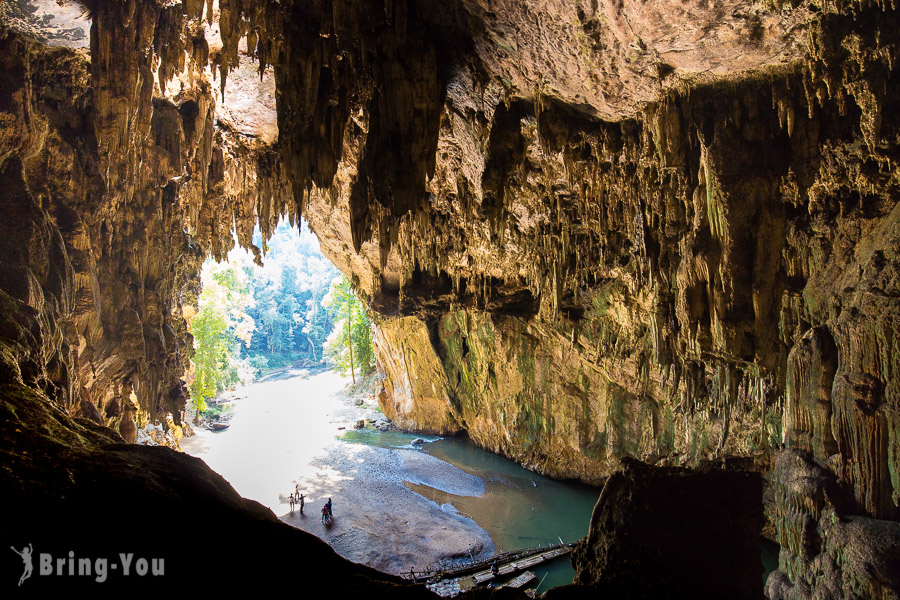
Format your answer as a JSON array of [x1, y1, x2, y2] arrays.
[[189, 219, 340, 410], [189, 289, 237, 414], [248, 354, 270, 377], [240, 221, 339, 370], [322, 274, 375, 381], [188, 254, 260, 415]]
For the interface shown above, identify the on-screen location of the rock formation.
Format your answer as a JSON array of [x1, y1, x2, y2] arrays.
[[279, 1, 900, 596], [766, 449, 900, 600], [1, 0, 898, 596], [570, 459, 764, 599]]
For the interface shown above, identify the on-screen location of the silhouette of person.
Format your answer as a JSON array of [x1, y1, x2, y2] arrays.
[[299, 493, 305, 514], [11, 544, 33, 586]]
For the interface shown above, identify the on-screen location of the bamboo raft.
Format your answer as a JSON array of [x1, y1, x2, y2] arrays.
[[403, 540, 572, 585], [472, 546, 571, 584], [414, 542, 573, 597], [499, 571, 537, 589]]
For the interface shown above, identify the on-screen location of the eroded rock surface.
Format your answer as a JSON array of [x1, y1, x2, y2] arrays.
[[766, 449, 900, 600], [1, 1, 293, 433], [270, 1, 900, 596]]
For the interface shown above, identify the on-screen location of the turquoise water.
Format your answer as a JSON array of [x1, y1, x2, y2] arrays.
[[420, 436, 601, 593], [761, 538, 779, 585], [340, 428, 600, 593]]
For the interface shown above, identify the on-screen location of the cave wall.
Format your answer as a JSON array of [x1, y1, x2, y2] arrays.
[[370, 59, 900, 510], [0, 0, 295, 434], [257, 0, 898, 511], [260, 1, 900, 597], [280, 0, 899, 508]]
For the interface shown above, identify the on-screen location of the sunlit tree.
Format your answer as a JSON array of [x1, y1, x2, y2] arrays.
[[188, 261, 255, 420], [322, 275, 375, 383]]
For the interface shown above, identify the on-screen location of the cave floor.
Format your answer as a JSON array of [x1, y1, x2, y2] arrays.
[[181, 369, 494, 575]]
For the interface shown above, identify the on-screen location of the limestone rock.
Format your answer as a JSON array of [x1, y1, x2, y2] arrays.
[[375, 317, 460, 436], [571, 459, 763, 599], [0, 0, 899, 597], [78, 400, 104, 426], [766, 449, 900, 600], [118, 416, 137, 444]]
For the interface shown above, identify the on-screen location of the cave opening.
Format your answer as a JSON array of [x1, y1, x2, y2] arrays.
[[179, 220, 601, 593], [184, 217, 345, 426]]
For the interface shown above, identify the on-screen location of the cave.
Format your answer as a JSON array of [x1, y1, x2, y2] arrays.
[[1, 0, 899, 596]]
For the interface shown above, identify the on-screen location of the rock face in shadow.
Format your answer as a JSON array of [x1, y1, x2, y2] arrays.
[[765, 449, 900, 600], [569, 459, 763, 600]]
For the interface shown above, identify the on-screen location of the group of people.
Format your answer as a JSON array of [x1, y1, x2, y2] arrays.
[[321, 497, 333, 524], [288, 484, 333, 525], [289, 484, 306, 514]]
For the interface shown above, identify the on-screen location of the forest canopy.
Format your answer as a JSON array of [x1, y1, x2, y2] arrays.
[[186, 220, 375, 415]]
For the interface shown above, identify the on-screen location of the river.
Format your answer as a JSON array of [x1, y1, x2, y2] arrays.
[[181, 368, 600, 593], [181, 368, 777, 593]]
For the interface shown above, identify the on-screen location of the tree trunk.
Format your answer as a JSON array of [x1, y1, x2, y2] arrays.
[[348, 306, 355, 384], [307, 334, 317, 361]]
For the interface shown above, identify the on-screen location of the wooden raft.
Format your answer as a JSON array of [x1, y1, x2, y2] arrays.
[[500, 571, 537, 589], [472, 546, 571, 584]]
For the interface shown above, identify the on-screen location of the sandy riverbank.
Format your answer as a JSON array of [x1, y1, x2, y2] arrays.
[[181, 369, 494, 575]]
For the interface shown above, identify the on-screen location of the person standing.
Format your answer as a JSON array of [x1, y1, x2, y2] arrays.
[[299, 493, 305, 514]]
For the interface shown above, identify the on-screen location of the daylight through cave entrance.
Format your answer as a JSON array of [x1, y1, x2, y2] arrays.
[[179, 219, 601, 592], [183, 218, 367, 423]]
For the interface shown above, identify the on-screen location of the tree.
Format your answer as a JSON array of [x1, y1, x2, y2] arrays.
[[187, 259, 255, 420], [188, 302, 230, 419], [301, 298, 330, 361], [322, 275, 375, 382]]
